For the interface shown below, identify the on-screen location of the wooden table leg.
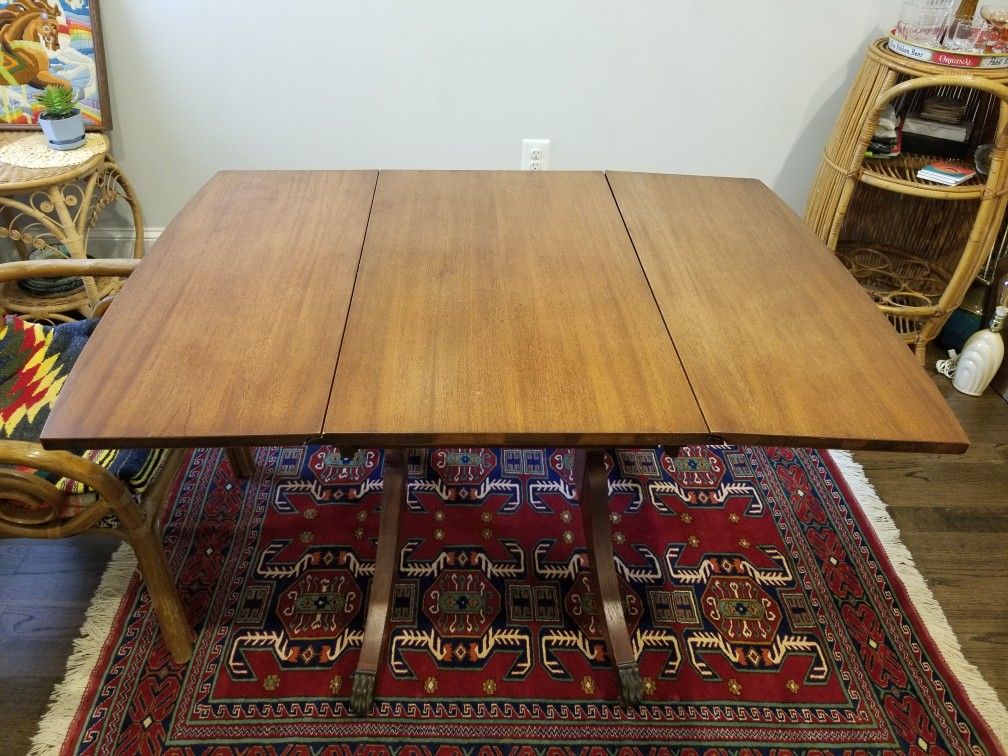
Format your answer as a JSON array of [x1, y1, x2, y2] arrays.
[[225, 447, 255, 478], [337, 447, 360, 463], [576, 448, 643, 706], [350, 448, 406, 715]]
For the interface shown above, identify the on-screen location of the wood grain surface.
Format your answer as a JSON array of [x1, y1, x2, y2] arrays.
[[42, 171, 377, 449], [323, 171, 708, 447], [41, 169, 969, 453], [607, 171, 969, 453]]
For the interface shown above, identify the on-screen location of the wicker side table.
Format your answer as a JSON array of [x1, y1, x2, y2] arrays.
[[805, 39, 1008, 364], [0, 132, 144, 321]]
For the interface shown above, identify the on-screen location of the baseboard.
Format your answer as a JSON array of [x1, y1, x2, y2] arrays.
[[87, 226, 164, 243], [84, 226, 164, 258]]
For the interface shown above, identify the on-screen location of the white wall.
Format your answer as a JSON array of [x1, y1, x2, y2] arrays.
[[100, 0, 902, 230]]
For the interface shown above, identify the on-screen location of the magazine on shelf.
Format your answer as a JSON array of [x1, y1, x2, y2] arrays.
[[916, 161, 977, 186]]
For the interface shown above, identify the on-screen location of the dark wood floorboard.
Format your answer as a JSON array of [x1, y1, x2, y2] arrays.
[[0, 536, 117, 752], [853, 355, 1008, 708], [0, 356, 1005, 752]]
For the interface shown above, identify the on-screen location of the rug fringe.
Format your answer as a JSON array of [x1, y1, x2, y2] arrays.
[[828, 450, 1008, 752], [28, 543, 138, 756]]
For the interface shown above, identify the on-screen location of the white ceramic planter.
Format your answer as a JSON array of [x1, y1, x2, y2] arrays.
[[38, 109, 85, 151]]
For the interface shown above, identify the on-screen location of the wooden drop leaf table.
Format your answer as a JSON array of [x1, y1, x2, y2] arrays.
[[41, 170, 968, 715]]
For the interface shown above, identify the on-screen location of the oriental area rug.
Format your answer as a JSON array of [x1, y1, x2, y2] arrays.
[[32, 446, 1008, 754]]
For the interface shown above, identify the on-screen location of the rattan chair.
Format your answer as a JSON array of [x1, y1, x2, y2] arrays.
[[0, 257, 254, 664]]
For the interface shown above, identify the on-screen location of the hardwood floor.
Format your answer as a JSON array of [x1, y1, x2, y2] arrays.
[[853, 360, 1008, 704], [0, 360, 1005, 752], [0, 535, 117, 752]]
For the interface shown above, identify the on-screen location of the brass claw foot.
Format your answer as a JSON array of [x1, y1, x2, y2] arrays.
[[350, 670, 376, 716], [618, 663, 644, 706]]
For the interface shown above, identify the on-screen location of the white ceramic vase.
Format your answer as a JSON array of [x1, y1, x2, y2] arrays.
[[38, 109, 85, 151], [952, 305, 1006, 396]]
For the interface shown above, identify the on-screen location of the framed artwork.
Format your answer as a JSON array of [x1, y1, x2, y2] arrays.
[[0, 0, 111, 130]]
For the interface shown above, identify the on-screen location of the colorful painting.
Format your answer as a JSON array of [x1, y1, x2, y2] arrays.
[[0, 0, 110, 129]]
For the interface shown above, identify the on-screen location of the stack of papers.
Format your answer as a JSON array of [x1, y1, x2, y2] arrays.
[[920, 95, 969, 124], [916, 161, 977, 185], [903, 114, 972, 143]]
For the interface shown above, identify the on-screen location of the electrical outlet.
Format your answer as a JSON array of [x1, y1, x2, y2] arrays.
[[521, 139, 551, 171]]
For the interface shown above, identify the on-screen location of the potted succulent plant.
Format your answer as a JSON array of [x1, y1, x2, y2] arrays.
[[35, 85, 85, 151]]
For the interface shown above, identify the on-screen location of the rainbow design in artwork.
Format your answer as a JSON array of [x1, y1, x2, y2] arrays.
[[0, 0, 107, 128]]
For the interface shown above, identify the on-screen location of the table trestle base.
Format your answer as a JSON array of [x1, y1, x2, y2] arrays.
[[577, 448, 644, 705], [337, 448, 360, 464], [350, 449, 406, 716], [225, 447, 255, 478], [345, 446, 679, 715]]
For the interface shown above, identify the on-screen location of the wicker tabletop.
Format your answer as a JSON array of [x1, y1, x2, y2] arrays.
[[0, 132, 108, 192]]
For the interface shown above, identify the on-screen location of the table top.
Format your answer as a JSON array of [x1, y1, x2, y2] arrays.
[[324, 171, 707, 447], [42, 171, 378, 447], [41, 170, 969, 454], [608, 172, 967, 452]]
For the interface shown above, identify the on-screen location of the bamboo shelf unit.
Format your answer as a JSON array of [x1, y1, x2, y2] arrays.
[[805, 38, 1008, 363]]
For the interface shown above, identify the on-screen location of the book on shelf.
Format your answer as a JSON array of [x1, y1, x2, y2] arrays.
[[903, 114, 972, 143], [916, 161, 976, 186]]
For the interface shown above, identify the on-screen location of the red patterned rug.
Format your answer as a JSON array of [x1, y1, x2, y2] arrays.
[[32, 446, 1007, 754]]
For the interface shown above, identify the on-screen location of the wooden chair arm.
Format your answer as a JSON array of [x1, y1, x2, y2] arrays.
[[0, 257, 140, 285], [0, 466, 64, 509], [0, 440, 129, 506], [0, 465, 67, 528], [91, 294, 117, 318]]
